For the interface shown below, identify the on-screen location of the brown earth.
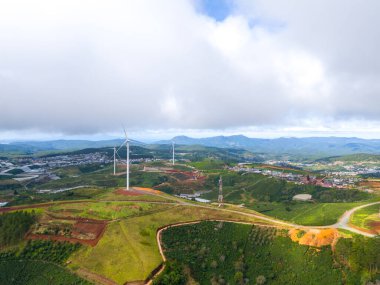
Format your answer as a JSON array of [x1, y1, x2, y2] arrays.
[[368, 221, 380, 234], [289, 228, 339, 247], [359, 180, 380, 191], [76, 268, 118, 285], [27, 217, 108, 246], [115, 189, 143, 196]]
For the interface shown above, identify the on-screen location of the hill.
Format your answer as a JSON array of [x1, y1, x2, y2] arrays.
[[160, 221, 380, 285], [158, 136, 380, 157]]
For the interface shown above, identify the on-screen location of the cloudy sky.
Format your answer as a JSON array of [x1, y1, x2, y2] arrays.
[[1, 0, 380, 141]]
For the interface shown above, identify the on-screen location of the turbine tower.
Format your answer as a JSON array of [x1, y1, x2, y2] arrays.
[[172, 141, 175, 166], [218, 176, 223, 206], [124, 129, 130, 191], [115, 129, 131, 190], [113, 146, 116, 175]]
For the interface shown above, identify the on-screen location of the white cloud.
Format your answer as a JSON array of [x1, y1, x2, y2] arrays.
[[0, 0, 380, 138]]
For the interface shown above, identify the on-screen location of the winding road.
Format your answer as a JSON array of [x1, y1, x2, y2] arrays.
[[332, 201, 380, 237]]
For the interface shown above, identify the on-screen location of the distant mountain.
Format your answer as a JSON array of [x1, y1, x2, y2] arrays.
[[11, 139, 126, 150], [157, 135, 380, 157], [316, 153, 380, 162], [0, 139, 142, 156], [3, 136, 380, 158]]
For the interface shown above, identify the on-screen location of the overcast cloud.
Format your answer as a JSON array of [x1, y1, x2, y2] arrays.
[[0, 0, 380, 139]]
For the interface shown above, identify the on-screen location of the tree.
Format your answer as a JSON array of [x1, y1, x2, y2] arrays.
[[234, 271, 244, 285], [256, 275, 266, 285]]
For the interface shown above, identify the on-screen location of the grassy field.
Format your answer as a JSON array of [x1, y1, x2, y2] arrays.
[[250, 201, 367, 226], [350, 204, 380, 230], [69, 205, 264, 284], [48, 201, 173, 220], [96, 189, 173, 202]]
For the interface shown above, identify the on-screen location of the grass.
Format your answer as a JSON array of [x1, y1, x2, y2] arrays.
[[250, 201, 367, 226], [350, 204, 380, 230], [48, 201, 173, 220], [96, 190, 172, 202], [69, 205, 263, 284]]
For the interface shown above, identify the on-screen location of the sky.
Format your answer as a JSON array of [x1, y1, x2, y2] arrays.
[[1, 0, 380, 141]]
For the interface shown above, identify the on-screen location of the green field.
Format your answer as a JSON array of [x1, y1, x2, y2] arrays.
[[69, 205, 263, 284], [160, 221, 379, 285], [250, 201, 366, 226], [350, 204, 380, 230], [48, 201, 172, 220]]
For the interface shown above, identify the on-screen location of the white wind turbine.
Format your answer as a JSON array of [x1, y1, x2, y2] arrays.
[[115, 129, 130, 190], [124, 129, 130, 191], [113, 146, 116, 175]]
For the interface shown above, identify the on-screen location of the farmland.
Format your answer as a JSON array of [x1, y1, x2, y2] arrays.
[[69, 205, 264, 284], [0, 260, 91, 285], [160, 221, 380, 285], [1, 147, 380, 284], [350, 203, 380, 232], [0, 239, 90, 284]]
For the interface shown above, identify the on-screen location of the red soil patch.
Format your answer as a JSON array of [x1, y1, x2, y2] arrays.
[[133, 187, 162, 194], [359, 181, 380, 191], [349, 223, 378, 235], [27, 218, 107, 247], [368, 221, 380, 234]]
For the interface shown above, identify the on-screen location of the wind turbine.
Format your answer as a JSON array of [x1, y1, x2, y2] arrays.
[[113, 146, 116, 175], [115, 129, 130, 190], [124, 128, 130, 191]]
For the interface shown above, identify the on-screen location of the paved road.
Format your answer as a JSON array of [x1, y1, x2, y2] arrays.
[[176, 199, 380, 236]]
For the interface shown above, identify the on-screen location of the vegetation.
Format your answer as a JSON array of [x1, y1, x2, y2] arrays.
[[0, 239, 88, 284], [69, 205, 263, 284], [160, 221, 380, 285], [153, 261, 187, 285], [0, 260, 91, 285], [18, 240, 81, 264], [48, 201, 173, 220], [350, 204, 380, 230], [250, 201, 366, 226], [0, 211, 36, 248], [203, 172, 370, 203], [335, 236, 380, 283]]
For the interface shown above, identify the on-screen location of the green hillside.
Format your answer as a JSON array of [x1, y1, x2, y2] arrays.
[[160, 221, 380, 285]]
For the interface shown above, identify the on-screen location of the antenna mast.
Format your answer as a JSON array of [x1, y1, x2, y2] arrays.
[[218, 176, 223, 206]]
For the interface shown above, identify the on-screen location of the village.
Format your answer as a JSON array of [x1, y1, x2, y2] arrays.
[[228, 161, 375, 191]]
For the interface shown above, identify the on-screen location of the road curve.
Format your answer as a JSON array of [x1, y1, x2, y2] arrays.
[[332, 201, 380, 237]]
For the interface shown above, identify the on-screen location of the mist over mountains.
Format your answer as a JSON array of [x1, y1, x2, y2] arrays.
[[158, 135, 380, 157], [2, 136, 380, 158]]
